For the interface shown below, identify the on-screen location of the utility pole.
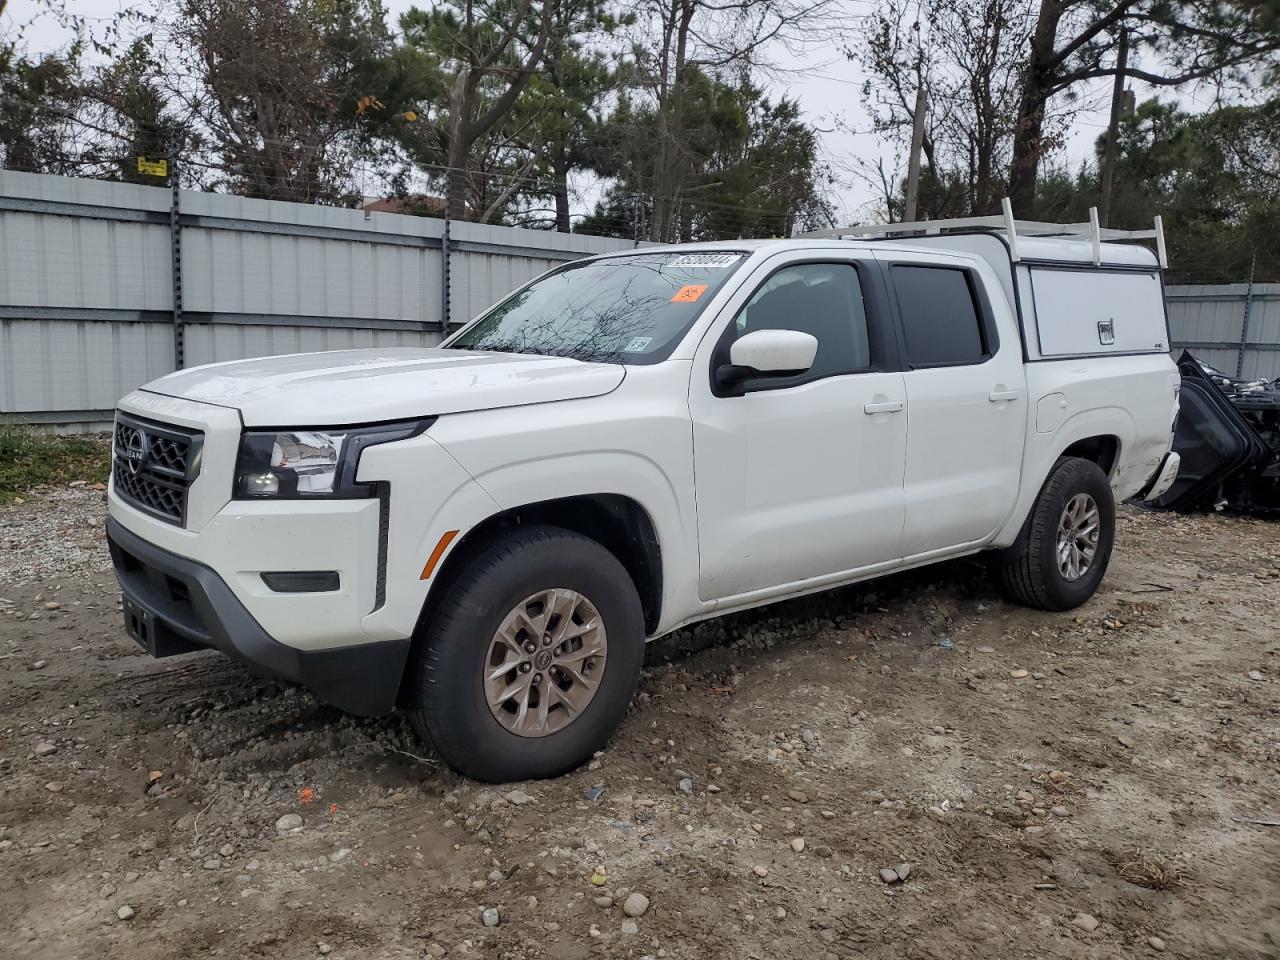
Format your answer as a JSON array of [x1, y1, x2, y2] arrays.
[[903, 62, 928, 223], [1099, 27, 1129, 228]]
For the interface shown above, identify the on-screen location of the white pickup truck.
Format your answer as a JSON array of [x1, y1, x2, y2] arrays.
[[107, 212, 1181, 782]]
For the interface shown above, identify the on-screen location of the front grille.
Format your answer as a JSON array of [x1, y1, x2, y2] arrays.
[[112, 413, 203, 526]]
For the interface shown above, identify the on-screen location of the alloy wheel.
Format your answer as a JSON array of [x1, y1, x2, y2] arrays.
[[1056, 493, 1101, 581], [483, 589, 608, 738]]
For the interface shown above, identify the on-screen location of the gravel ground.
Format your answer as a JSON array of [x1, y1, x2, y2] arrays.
[[0, 490, 1277, 960], [0, 485, 111, 586]]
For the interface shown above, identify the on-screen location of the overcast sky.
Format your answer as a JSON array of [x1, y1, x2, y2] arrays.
[[0, 0, 1233, 224]]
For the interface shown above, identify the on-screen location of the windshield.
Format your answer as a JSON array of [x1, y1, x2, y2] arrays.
[[447, 251, 747, 363]]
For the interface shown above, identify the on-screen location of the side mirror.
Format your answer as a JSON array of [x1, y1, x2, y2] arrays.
[[716, 329, 818, 393]]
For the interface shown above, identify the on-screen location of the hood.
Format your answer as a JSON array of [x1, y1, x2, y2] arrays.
[[141, 348, 625, 426]]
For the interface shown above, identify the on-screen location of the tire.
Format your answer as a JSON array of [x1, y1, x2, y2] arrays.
[[995, 457, 1115, 611], [408, 525, 645, 782]]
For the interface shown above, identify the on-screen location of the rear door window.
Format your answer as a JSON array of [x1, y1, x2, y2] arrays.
[[891, 265, 992, 367]]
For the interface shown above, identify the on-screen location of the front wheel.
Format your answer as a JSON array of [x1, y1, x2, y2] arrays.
[[408, 525, 645, 782], [995, 457, 1115, 611]]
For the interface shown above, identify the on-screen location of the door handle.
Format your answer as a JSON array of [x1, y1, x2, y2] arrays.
[[988, 389, 1021, 403], [863, 399, 904, 415]]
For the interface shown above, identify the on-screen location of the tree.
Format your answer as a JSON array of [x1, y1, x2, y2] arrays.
[[624, 0, 843, 241], [581, 71, 833, 239], [398, 0, 556, 220], [1029, 98, 1280, 281], [853, 0, 1038, 221], [167, 0, 405, 203], [517, 1, 620, 231], [1007, 0, 1280, 216], [0, 44, 84, 174]]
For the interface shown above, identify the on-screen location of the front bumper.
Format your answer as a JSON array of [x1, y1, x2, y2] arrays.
[[107, 518, 409, 716]]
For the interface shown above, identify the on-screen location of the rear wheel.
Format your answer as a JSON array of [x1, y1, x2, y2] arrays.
[[408, 525, 644, 782], [996, 457, 1115, 611]]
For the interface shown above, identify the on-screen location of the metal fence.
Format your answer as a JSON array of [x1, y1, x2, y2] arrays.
[[3, 169, 1277, 429], [0, 170, 643, 427], [1166, 283, 1280, 380]]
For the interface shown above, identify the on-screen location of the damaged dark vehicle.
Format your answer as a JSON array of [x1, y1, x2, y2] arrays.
[[1150, 351, 1280, 514]]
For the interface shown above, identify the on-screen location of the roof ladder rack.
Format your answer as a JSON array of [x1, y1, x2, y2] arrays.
[[799, 197, 1168, 269]]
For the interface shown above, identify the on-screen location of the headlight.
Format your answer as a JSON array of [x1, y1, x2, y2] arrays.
[[233, 422, 427, 499]]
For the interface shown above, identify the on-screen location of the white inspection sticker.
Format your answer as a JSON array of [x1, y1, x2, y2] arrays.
[[625, 336, 654, 351], [669, 253, 742, 268]]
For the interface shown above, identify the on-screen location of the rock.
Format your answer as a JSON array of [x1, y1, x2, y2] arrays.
[[790, 838, 805, 853], [202, 859, 221, 870], [584, 784, 605, 802], [787, 789, 809, 804], [330, 848, 352, 864], [45, 781, 63, 793], [621, 919, 639, 935], [318, 944, 331, 956], [1071, 912, 1100, 932], [44, 601, 60, 610], [503, 790, 534, 806], [622, 892, 650, 917], [1148, 936, 1166, 951], [481, 907, 500, 927], [33, 742, 57, 757], [219, 843, 234, 857], [116, 906, 135, 921], [894, 862, 912, 881], [879, 868, 900, 884], [593, 895, 613, 908], [813, 845, 834, 858], [775, 907, 787, 920], [31, 660, 47, 670], [1116, 735, 1134, 749], [1248, 670, 1265, 682], [677, 777, 693, 795], [245, 859, 260, 871], [1050, 806, 1071, 818], [100, 883, 117, 899], [820, 810, 836, 819], [1009, 669, 1029, 679], [752, 865, 769, 878], [275, 813, 303, 833]]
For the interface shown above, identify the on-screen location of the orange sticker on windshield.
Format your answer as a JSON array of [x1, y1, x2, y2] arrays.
[[671, 284, 709, 303]]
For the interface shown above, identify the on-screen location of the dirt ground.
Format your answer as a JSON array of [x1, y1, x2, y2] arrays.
[[1, 488, 1277, 960]]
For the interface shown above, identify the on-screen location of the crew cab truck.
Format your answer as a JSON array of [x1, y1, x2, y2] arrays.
[[107, 208, 1182, 782]]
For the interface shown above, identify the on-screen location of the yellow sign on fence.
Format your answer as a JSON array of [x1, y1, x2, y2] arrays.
[[136, 157, 168, 178]]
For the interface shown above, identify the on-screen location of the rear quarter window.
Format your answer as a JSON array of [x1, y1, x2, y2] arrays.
[[891, 265, 993, 367]]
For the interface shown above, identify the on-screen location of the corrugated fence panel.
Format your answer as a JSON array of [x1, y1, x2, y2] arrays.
[[1165, 284, 1280, 380], [184, 324, 440, 366], [1, 171, 643, 424], [0, 319, 173, 415]]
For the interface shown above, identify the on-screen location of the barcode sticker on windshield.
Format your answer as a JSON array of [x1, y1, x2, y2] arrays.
[[625, 336, 654, 352], [671, 284, 709, 303], [670, 253, 741, 268]]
